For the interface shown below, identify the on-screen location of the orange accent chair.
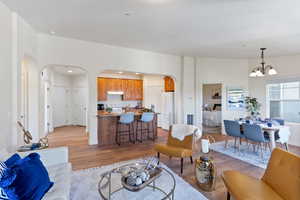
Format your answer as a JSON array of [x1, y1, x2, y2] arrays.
[[154, 126, 194, 174], [222, 148, 300, 200]]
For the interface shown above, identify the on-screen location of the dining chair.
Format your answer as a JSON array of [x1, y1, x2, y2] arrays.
[[265, 118, 289, 151], [242, 123, 270, 158], [271, 118, 284, 126], [224, 120, 244, 151]]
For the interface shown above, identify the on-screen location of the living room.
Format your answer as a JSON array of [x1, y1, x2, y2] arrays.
[[0, 0, 300, 200]]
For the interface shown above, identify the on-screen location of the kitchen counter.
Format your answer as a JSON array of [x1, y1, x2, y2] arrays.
[[97, 111, 145, 117], [97, 111, 158, 146]]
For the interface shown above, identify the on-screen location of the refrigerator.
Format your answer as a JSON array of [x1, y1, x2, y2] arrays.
[[160, 92, 175, 130]]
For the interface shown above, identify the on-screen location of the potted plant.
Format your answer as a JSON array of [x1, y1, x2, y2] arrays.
[[245, 96, 261, 119], [106, 107, 112, 113]]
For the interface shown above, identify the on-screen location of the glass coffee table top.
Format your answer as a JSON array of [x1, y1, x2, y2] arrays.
[[98, 162, 176, 200]]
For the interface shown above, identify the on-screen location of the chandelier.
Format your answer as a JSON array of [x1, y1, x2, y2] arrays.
[[249, 48, 277, 77]]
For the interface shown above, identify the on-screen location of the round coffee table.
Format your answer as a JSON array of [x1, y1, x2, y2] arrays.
[[98, 162, 176, 200]]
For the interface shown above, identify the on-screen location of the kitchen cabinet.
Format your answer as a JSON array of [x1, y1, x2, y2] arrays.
[[164, 76, 175, 92], [97, 78, 143, 101], [135, 79, 143, 100], [97, 77, 107, 101]]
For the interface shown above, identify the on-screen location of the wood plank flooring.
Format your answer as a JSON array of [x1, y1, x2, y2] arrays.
[[48, 126, 300, 200]]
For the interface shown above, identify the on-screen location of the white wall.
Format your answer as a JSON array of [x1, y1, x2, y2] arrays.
[[0, 2, 12, 150], [37, 34, 183, 145], [196, 57, 249, 133], [182, 57, 196, 124], [143, 74, 165, 109], [248, 55, 300, 146]]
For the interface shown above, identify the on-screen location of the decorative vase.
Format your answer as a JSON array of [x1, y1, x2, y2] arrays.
[[195, 156, 216, 192]]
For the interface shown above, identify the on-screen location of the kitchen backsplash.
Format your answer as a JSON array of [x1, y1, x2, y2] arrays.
[[98, 94, 141, 108]]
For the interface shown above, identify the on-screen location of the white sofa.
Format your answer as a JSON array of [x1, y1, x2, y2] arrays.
[[1, 147, 71, 200]]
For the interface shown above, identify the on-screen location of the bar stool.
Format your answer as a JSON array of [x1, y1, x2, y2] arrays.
[[116, 112, 135, 145], [136, 112, 155, 142]]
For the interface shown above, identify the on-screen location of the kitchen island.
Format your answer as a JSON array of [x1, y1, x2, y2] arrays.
[[97, 111, 158, 146]]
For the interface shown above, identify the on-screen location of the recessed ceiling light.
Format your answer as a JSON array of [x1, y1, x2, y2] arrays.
[[50, 31, 56, 35], [68, 70, 73, 73], [118, 71, 123, 74], [135, 72, 140, 75]]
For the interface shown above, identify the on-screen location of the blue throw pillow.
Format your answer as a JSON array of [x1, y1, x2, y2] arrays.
[[1, 153, 53, 200], [4, 154, 21, 168]]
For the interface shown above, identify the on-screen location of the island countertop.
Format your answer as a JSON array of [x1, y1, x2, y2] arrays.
[[97, 111, 158, 146], [97, 110, 160, 117], [97, 111, 143, 117]]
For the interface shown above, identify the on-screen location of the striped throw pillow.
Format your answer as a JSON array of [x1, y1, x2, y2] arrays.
[[0, 161, 8, 200]]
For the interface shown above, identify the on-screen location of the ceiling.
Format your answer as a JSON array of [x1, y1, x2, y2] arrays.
[[51, 66, 86, 76], [3, 0, 300, 58]]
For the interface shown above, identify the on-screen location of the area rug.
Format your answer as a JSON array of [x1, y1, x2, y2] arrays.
[[210, 140, 270, 169], [70, 159, 208, 200]]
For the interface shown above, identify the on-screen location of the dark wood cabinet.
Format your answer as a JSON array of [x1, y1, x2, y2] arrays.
[[164, 76, 175, 92], [97, 78, 143, 101]]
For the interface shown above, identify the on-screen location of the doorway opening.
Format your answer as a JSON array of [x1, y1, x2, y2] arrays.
[[97, 70, 176, 133], [202, 83, 222, 134], [41, 65, 88, 144]]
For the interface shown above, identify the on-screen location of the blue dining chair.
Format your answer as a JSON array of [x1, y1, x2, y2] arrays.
[[136, 112, 155, 142], [116, 112, 135, 145], [224, 120, 244, 150], [271, 118, 289, 150], [264, 118, 284, 143], [242, 123, 270, 158], [271, 118, 284, 126]]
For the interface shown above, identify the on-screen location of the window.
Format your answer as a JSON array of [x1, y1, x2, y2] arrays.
[[267, 81, 300, 123]]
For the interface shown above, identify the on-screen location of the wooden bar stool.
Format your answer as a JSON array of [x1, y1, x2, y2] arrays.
[[136, 112, 155, 142], [116, 112, 135, 145]]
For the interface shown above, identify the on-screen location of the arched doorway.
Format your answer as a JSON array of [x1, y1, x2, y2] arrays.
[[40, 65, 89, 145]]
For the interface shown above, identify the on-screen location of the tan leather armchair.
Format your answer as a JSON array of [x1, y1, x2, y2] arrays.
[[222, 148, 300, 200], [154, 126, 194, 174]]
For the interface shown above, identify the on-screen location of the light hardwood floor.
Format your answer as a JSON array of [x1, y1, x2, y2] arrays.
[[48, 126, 300, 200]]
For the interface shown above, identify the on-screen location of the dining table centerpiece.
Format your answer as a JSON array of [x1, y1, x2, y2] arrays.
[[245, 96, 261, 120]]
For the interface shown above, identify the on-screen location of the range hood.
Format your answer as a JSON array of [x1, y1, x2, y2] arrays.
[[107, 91, 124, 95]]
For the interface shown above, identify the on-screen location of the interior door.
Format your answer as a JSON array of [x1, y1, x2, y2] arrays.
[[52, 87, 68, 128], [72, 87, 87, 126], [20, 62, 28, 129]]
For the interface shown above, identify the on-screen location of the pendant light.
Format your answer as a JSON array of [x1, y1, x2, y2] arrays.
[[249, 48, 277, 77]]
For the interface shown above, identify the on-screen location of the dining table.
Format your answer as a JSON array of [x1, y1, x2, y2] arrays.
[[237, 121, 283, 151]]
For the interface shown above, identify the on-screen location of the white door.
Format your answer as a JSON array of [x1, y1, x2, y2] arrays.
[[52, 87, 69, 127], [72, 88, 87, 126], [20, 62, 28, 129]]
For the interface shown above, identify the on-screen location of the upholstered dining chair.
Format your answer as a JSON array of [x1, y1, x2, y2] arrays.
[[242, 123, 270, 158], [224, 120, 244, 150], [222, 148, 300, 200], [154, 125, 197, 174], [271, 118, 290, 151]]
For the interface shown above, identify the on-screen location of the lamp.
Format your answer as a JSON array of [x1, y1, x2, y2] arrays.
[[249, 48, 277, 77]]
